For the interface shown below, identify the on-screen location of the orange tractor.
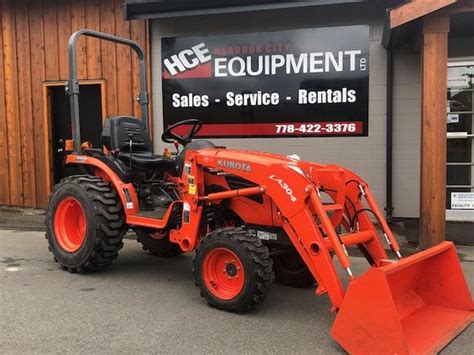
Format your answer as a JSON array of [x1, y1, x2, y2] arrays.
[[46, 30, 473, 354]]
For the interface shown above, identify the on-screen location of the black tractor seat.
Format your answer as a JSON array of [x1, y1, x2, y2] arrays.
[[101, 116, 174, 172], [116, 151, 175, 170]]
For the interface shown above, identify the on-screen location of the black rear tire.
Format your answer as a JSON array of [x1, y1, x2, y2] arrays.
[[193, 227, 274, 313], [45, 175, 128, 273], [135, 229, 183, 257], [273, 250, 315, 288]]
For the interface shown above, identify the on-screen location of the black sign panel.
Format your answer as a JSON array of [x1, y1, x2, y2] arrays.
[[162, 26, 369, 138]]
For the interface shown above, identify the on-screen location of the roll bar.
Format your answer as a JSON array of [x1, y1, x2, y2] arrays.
[[66, 29, 149, 153]]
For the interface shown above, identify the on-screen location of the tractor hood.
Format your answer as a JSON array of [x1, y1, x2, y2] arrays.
[[195, 147, 324, 171]]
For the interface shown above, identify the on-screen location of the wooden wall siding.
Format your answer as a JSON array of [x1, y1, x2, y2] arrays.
[[0, 0, 150, 208]]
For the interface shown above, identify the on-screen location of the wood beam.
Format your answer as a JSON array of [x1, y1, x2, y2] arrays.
[[390, 0, 457, 28], [419, 14, 450, 249], [441, 0, 474, 14]]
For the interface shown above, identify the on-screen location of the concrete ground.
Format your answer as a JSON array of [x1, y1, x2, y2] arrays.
[[0, 206, 46, 231], [0, 229, 472, 354]]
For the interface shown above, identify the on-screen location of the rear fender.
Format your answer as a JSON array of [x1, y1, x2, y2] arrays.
[[65, 154, 139, 215]]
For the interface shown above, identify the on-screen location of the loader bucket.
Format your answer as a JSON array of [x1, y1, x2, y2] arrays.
[[331, 241, 473, 355]]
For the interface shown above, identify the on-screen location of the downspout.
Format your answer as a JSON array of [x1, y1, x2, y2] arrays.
[[385, 48, 394, 222]]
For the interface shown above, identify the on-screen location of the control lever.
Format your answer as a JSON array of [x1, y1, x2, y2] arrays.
[[173, 140, 180, 154], [128, 133, 133, 173], [57, 138, 64, 153]]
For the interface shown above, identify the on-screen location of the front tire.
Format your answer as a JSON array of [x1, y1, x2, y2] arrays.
[[45, 175, 127, 273], [193, 227, 274, 313]]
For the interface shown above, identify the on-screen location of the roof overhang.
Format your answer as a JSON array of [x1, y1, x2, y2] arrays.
[[383, 0, 474, 49], [124, 0, 367, 20]]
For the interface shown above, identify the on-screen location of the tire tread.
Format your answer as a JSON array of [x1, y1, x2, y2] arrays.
[[45, 175, 127, 273], [193, 227, 274, 313]]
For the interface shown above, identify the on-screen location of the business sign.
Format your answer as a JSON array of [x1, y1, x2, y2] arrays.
[[161, 25, 369, 138], [451, 192, 474, 209]]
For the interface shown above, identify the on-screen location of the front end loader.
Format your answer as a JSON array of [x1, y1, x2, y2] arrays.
[[45, 29, 473, 354]]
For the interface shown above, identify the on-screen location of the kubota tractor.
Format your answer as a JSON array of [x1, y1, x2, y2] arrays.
[[46, 30, 473, 354]]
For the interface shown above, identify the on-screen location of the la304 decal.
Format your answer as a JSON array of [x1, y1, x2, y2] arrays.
[[269, 175, 297, 202]]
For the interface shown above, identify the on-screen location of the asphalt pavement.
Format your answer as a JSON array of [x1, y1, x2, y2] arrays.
[[1, 229, 472, 354]]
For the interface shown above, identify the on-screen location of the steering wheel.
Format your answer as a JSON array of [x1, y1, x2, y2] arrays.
[[161, 119, 203, 146]]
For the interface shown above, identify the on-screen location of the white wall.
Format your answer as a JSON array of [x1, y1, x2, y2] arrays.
[[392, 45, 421, 218], [150, 5, 423, 218]]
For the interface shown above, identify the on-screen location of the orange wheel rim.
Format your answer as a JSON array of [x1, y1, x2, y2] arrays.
[[54, 197, 86, 252], [202, 248, 245, 300]]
